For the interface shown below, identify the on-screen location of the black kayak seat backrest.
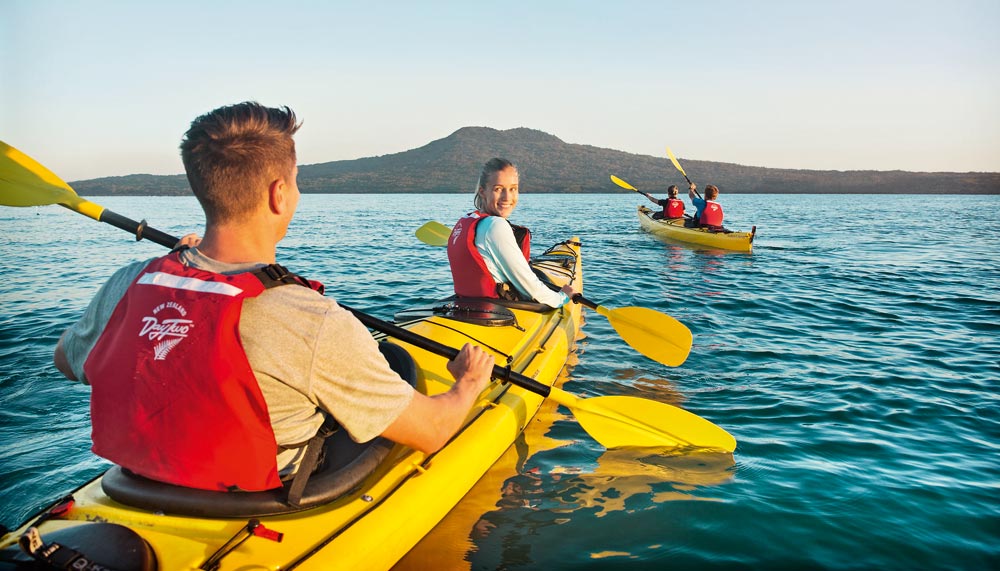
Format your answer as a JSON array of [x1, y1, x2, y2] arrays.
[[394, 298, 525, 326], [457, 296, 551, 313], [101, 342, 417, 518]]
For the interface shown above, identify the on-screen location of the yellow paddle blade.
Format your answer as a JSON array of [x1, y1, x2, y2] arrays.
[[610, 175, 638, 192], [412, 221, 693, 366], [666, 146, 687, 177], [415, 220, 452, 247], [550, 387, 736, 451], [0, 141, 104, 220], [1, 141, 77, 205], [596, 305, 693, 367]]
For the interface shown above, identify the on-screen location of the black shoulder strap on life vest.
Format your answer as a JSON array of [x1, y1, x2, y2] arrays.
[[253, 263, 325, 295], [509, 223, 531, 251], [172, 248, 325, 295], [251, 262, 331, 505]]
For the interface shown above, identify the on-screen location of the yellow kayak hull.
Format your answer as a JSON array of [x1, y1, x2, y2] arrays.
[[638, 206, 755, 252], [0, 239, 584, 571]]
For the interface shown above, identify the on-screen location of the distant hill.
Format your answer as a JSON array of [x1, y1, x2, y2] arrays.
[[70, 127, 1000, 195]]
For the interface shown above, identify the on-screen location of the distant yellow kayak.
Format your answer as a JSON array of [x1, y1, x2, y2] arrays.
[[638, 206, 756, 252]]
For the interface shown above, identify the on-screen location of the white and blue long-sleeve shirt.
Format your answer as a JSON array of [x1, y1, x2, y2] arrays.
[[474, 217, 570, 309]]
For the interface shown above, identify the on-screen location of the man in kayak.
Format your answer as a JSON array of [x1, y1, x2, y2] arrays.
[[52, 101, 494, 493], [687, 182, 725, 230], [448, 158, 577, 308], [642, 185, 685, 220]]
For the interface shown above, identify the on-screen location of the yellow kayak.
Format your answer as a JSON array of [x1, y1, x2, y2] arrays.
[[0, 239, 584, 571], [638, 205, 756, 252]]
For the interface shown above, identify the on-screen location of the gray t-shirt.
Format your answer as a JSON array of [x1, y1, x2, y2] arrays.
[[61, 248, 414, 471]]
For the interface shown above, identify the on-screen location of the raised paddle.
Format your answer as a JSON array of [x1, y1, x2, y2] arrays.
[[414, 220, 451, 247], [414, 220, 693, 367], [611, 174, 661, 204], [0, 140, 736, 451], [612, 174, 693, 221], [666, 146, 702, 200], [1, 141, 179, 249], [610, 174, 642, 195]]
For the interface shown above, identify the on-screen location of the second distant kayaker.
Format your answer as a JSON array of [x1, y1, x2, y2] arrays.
[[688, 182, 725, 230], [448, 158, 578, 308], [643, 185, 685, 220]]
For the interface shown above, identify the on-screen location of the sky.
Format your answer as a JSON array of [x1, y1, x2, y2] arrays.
[[2, 0, 999, 181]]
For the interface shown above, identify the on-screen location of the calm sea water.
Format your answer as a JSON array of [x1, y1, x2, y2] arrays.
[[1, 193, 998, 570]]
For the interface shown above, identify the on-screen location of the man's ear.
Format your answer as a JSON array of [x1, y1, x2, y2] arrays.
[[268, 178, 285, 214]]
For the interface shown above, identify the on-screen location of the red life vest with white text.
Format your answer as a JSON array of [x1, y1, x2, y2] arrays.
[[665, 198, 685, 218], [700, 200, 724, 226], [447, 211, 531, 298], [84, 252, 297, 492]]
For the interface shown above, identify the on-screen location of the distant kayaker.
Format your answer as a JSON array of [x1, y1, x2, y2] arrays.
[[448, 158, 578, 308], [687, 182, 725, 230], [643, 185, 685, 220], [52, 101, 494, 493]]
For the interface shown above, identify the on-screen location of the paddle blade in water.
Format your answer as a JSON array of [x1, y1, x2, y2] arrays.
[[610, 175, 638, 191], [554, 389, 736, 451], [415, 220, 452, 247], [598, 305, 693, 367]]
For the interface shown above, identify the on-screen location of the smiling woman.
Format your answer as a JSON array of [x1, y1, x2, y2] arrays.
[[447, 158, 577, 308]]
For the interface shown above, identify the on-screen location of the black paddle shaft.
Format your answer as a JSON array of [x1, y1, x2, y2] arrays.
[[341, 305, 553, 397], [86, 211, 550, 396], [97, 209, 180, 249]]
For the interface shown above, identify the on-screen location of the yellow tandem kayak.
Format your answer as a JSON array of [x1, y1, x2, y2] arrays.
[[638, 205, 756, 252], [0, 240, 584, 571]]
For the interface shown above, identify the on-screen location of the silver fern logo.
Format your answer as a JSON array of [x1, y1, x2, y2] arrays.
[[153, 338, 184, 360], [139, 301, 194, 361]]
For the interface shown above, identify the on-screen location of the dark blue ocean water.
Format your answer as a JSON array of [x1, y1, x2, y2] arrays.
[[1, 193, 998, 570]]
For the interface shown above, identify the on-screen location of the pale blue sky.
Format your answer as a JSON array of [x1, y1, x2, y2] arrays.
[[3, 0, 998, 181]]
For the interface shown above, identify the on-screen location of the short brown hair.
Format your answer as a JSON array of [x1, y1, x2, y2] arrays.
[[705, 185, 719, 200], [180, 102, 301, 223]]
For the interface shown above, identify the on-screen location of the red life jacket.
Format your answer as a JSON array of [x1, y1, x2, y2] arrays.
[[665, 198, 685, 218], [84, 252, 316, 492], [447, 211, 531, 298], [700, 200, 724, 226]]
